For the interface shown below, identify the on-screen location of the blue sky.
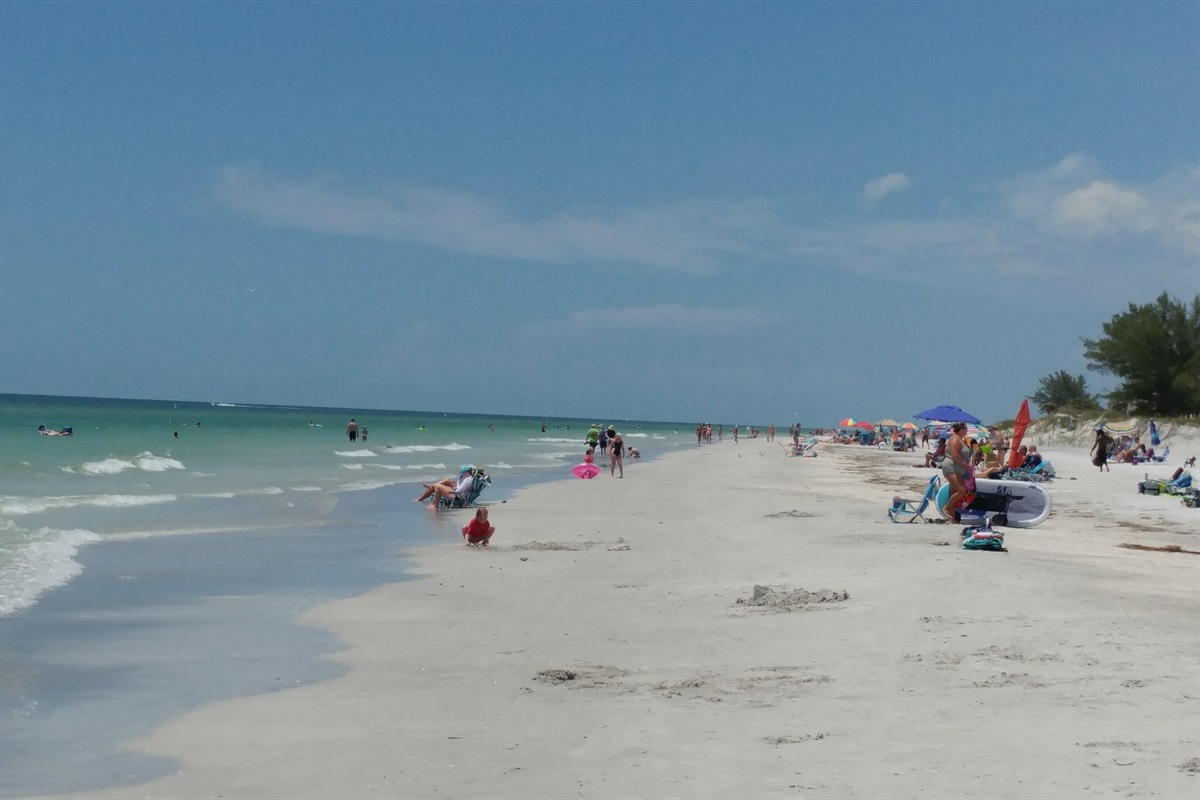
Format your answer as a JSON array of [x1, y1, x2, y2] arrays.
[[2, 1, 1197, 426]]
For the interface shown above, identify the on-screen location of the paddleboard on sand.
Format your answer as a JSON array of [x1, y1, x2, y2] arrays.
[[936, 478, 1052, 528]]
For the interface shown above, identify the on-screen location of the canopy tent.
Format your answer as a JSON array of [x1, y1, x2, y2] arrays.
[[876, 418, 900, 428], [914, 405, 982, 424]]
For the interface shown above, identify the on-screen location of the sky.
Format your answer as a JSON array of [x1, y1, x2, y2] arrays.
[[2, 1, 1197, 426]]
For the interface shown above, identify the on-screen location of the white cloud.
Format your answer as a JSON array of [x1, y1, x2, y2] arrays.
[[214, 157, 1199, 289], [1050, 181, 1153, 236], [864, 172, 911, 201], [214, 166, 747, 273]]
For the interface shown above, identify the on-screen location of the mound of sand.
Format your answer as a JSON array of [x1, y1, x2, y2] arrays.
[[737, 585, 850, 611]]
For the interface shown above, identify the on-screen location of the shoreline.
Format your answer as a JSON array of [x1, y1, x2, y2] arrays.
[[39, 437, 1200, 799]]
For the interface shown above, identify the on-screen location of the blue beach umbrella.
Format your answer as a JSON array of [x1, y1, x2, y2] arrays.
[[914, 405, 982, 424]]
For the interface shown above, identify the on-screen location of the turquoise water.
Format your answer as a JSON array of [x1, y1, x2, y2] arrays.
[[0, 393, 692, 616]]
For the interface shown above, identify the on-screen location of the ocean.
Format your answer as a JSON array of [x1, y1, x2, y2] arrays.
[[0, 393, 692, 796], [0, 393, 691, 618]]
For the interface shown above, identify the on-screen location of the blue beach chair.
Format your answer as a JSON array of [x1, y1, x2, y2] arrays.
[[1009, 460, 1054, 482], [438, 469, 492, 508], [888, 475, 941, 523]]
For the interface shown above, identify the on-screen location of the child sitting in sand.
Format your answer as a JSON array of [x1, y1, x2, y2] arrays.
[[462, 507, 495, 547]]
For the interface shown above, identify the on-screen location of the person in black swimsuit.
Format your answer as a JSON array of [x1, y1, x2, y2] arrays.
[[607, 426, 624, 478]]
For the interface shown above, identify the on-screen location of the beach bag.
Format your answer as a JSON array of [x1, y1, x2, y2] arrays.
[[961, 525, 1006, 551]]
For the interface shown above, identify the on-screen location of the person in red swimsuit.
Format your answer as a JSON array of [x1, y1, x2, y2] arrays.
[[462, 507, 495, 547]]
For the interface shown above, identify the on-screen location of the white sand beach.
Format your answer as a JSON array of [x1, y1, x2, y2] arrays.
[[50, 436, 1200, 800]]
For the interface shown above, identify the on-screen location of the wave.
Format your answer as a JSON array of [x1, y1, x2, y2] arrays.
[[334, 449, 376, 458], [0, 525, 101, 617], [71, 452, 186, 476], [526, 437, 585, 444], [382, 443, 472, 454], [337, 478, 406, 493], [365, 462, 448, 472], [0, 493, 178, 516], [533, 451, 581, 462]]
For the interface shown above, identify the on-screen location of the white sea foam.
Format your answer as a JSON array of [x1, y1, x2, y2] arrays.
[[365, 462, 449, 472], [338, 478, 404, 492], [291, 486, 323, 492], [136, 453, 186, 471], [74, 452, 185, 475], [382, 443, 472, 454], [76, 457, 136, 475], [0, 525, 101, 617], [0, 494, 178, 515], [535, 451, 581, 462], [527, 437, 585, 444], [335, 449, 377, 458], [342, 463, 364, 470]]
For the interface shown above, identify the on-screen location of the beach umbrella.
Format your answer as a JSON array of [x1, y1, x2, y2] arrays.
[[877, 418, 900, 428], [853, 421, 874, 430], [914, 405, 982, 424], [1150, 420, 1161, 446], [901, 422, 917, 430], [1008, 399, 1031, 468], [837, 417, 860, 427]]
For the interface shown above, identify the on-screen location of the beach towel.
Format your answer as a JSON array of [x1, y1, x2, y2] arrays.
[[961, 525, 1006, 551]]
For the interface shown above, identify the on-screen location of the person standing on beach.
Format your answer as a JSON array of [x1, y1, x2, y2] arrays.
[[347, 419, 358, 442], [939, 422, 972, 521], [607, 426, 624, 478], [1091, 429, 1112, 472]]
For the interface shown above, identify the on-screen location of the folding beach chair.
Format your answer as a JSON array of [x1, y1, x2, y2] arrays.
[[438, 469, 492, 508], [1009, 460, 1054, 482], [888, 475, 941, 523]]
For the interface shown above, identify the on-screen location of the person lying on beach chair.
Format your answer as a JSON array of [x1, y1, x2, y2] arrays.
[[415, 475, 457, 502], [427, 466, 476, 509], [438, 467, 491, 508]]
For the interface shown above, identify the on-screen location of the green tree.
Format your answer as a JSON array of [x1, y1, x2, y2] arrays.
[[1030, 370, 1099, 415], [1082, 292, 1200, 417]]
